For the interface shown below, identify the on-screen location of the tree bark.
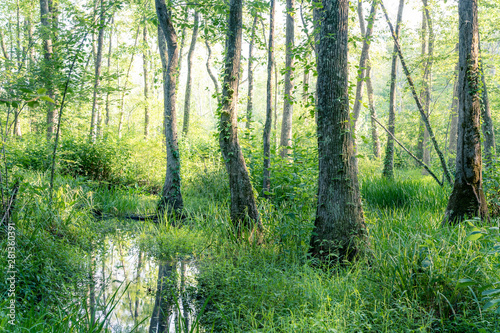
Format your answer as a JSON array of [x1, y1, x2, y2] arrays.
[[279, 0, 295, 158], [382, 0, 404, 178], [352, 0, 377, 128], [448, 60, 459, 170], [156, 0, 184, 215], [90, 0, 105, 142], [421, 0, 434, 174], [380, 1, 453, 186], [262, 0, 275, 197], [182, 10, 199, 136], [219, 0, 261, 235], [40, 0, 56, 140], [443, 0, 488, 224], [245, 15, 258, 132], [310, 0, 367, 263], [143, 24, 150, 139], [105, 16, 114, 127]]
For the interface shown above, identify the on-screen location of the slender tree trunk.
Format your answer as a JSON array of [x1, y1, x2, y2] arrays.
[[352, 0, 378, 128], [182, 11, 199, 136], [448, 60, 459, 170], [40, 0, 56, 140], [479, 58, 496, 166], [133, 251, 143, 324], [149, 263, 173, 333], [310, 0, 367, 263], [90, 0, 105, 142], [263, 0, 275, 197], [380, 1, 453, 186], [156, 0, 184, 215], [118, 26, 140, 139], [105, 16, 114, 127], [143, 24, 150, 139], [382, 0, 404, 178], [205, 40, 220, 101], [421, 0, 434, 174], [219, 0, 261, 236], [443, 0, 488, 224], [245, 15, 258, 132], [416, 9, 427, 162], [366, 66, 380, 157], [279, 0, 295, 158]]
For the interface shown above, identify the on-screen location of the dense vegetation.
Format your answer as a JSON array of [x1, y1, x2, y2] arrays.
[[0, 0, 499, 332]]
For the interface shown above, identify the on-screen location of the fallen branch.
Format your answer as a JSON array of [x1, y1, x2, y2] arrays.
[[372, 116, 443, 187]]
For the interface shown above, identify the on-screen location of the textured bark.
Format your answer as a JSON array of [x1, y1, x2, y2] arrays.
[[219, 0, 261, 234], [182, 11, 199, 136], [263, 0, 275, 197], [143, 24, 150, 139], [204, 40, 220, 102], [310, 0, 367, 263], [40, 0, 56, 140], [245, 15, 258, 131], [443, 0, 488, 224], [279, 0, 295, 158], [416, 9, 427, 162], [156, 0, 184, 214], [480, 63, 496, 166], [421, 0, 434, 174], [382, 0, 404, 178], [105, 16, 114, 127], [352, 0, 377, 128], [448, 61, 459, 169], [381, 1, 453, 186], [90, 0, 105, 142]]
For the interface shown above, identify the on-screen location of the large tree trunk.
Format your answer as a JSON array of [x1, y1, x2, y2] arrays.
[[443, 0, 488, 224], [352, 0, 377, 129], [143, 24, 150, 139], [182, 10, 199, 136], [156, 0, 184, 214], [245, 15, 258, 132], [382, 0, 404, 178], [279, 0, 295, 158], [263, 0, 275, 197], [310, 0, 367, 263], [40, 0, 56, 140], [90, 0, 105, 142], [219, 0, 261, 236]]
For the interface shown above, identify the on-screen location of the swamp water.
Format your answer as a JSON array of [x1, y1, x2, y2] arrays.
[[88, 230, 200, 332]]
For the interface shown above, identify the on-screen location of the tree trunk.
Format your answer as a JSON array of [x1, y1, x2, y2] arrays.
[[263, 0, 275, 197], [156, 0, 184, 214], [90, 0, 105, 142], [219, 0, 261, 236], [310, 0, 367, 263], [448, 60, 459, 170], [443, 0, 488, 224], [149, 263, 174, 333], [480, 59, 496, 166], [245, 15, 258, 132], [279, 0, 295, 158], [352, 0, 378, 128], [204, 40, 220, 101], [182, 10, 199, 136], [105, 16, 114, 127], [143, 24, 150, 139], [380, 1, 453, 186], [382, 0, 404, 178], [366, 66, 380, 157], [40, 0, 56, 140], [421, 0, 434, 174]]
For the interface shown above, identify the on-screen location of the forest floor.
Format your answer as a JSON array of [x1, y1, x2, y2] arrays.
[[2, 157, 500, 332]]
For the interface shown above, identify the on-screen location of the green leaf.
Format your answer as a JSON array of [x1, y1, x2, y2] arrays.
[[37, 88, 47, 94], [483, 298, 500, 311], [466, 231, 483, 241], [457, 278, 477, 288], [482, 289, 500, 296], [40, 95, 56, 104]]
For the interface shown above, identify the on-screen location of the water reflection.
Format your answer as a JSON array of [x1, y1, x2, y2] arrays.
[[89, 231, 199, 332]]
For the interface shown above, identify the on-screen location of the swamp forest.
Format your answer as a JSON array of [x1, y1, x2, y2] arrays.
[[0, 0, 500, 331]]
